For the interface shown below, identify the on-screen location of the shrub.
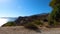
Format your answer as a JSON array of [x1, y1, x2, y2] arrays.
[[24, 23, 39, 30], [34, 20, 43, 25]]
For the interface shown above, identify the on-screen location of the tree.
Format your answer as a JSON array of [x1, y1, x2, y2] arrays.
[[49, 0, 60, 26]]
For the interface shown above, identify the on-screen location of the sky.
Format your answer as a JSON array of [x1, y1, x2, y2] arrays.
[[0, 0, 52, 17]]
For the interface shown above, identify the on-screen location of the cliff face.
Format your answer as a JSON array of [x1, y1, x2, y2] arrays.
[[15, 13, 49, 26]]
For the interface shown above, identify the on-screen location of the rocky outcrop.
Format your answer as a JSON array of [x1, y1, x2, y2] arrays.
[[15, 13, 49, 26]]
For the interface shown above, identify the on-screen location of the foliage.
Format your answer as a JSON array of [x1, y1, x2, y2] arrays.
[[24, 22, 39, 30], [49, 0, 60, 26], [50, 0, 60, 8], [33, 20, 43, 25], [24, 20, 44, 30]]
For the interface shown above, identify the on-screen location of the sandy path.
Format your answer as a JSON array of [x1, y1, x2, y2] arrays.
[[0, 26, 60, 34]]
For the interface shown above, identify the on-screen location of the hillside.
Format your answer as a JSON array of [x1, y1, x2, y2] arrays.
[[15, 13, 49, 26], [1, 13, 49, 31]]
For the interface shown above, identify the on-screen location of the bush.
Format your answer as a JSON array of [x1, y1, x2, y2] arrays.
[[24, 23, 39, 30], [48, 20, 58, 27], [34, 20, 43, 25]]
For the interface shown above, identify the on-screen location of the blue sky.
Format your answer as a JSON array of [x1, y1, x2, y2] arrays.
[[0, 0, 52, 17]]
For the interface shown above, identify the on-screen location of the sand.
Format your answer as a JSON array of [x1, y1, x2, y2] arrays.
[[0, 26, 60, 34]]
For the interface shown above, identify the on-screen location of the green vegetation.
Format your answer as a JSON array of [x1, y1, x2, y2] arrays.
[[49, 0, 60, 26], [23, 19, 43, 30], [33, 20, 43, 25], [24, 22, 39, 30]]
